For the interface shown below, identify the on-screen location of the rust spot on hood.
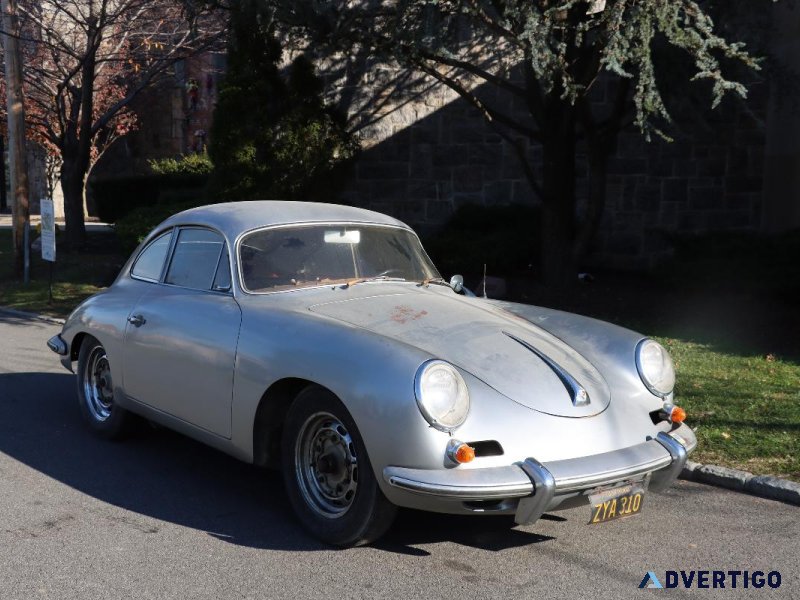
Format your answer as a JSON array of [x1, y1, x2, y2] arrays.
[[390, 305, 428, 324]]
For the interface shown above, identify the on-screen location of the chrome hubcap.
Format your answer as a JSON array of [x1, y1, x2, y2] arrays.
[[83, 347, 113, 422], [295, 412, 358, 518]]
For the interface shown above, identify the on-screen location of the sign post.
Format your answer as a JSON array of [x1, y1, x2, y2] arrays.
[[40, 198, 56, 303]]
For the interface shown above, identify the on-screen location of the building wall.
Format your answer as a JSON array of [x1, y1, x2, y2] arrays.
[[334, 68, 768, 269], [90, 53, 225, 180], [762, 1, 800, 233]]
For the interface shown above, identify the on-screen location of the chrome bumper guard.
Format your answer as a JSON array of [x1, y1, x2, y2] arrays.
[[47, 334, 68, 356], [383, 425, 696, 525]]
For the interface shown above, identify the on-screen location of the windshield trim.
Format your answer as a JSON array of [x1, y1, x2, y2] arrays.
[[235, 221, 438, 296]]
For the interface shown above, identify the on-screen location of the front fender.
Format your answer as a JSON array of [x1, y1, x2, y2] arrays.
[[58, 279, 147, 404], [230, 306, 449, 479]]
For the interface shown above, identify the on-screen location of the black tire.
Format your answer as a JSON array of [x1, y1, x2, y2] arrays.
[[76, 335, 133, 439], [281, 385, 397, 546]]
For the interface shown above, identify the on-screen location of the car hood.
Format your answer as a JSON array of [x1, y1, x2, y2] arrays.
[[308, 289, 611, 417]]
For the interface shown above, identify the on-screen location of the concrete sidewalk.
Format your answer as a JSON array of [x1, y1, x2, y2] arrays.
[[0, 214, 113, 232]]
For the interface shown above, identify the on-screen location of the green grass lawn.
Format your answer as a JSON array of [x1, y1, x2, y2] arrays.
[[1, 227, 798, 481], [0, 229, 124, 318], [662, 338, 800, 481]]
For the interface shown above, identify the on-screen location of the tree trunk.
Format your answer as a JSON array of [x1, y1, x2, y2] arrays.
[[60, 18, 96, 250], [573, 139, 608, 264], [539, 103, 577, 288], [573, 79, 629, 267], [61, 161, 87, 249]]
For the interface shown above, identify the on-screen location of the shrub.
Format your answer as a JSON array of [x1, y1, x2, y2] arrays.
[[149, 153, 214, 176], [663, 229, 800, 296], [207, 3, 358, 202], [91, 173, 208, 223], [114, 201, 198, 253]]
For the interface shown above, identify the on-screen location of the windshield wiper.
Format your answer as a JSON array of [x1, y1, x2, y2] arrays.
[[417, 277, 451, 289], [338, 276, 406, 289]]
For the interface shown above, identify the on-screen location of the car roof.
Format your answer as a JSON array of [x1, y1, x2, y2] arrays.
[[159, 201, 411, 240]]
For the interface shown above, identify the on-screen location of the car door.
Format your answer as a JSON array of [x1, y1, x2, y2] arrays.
[[123, 227, 241, 438]]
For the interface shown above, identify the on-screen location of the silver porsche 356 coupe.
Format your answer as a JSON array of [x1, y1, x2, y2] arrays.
[[47, 201, 695, 546]]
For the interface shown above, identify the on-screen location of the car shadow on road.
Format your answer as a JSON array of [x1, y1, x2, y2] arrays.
[[375, 511, 555, 556], [0, 371, 559, 553]]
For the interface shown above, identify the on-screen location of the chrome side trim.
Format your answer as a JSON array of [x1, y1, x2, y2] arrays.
[[504, 331, 590, 407], [46, 334, 67, 356], [515, 459, 556, 524], [383, 465, 534, 500], [650, 431, 689, 492]]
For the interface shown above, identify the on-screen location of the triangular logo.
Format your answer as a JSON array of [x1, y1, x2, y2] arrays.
[[638, 571, 663, 589]]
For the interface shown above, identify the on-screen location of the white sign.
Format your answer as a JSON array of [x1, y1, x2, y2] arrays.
[[40, 198, 56, 262]]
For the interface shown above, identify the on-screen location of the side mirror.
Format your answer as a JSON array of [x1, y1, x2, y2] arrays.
[[449, 274, 464, 293]]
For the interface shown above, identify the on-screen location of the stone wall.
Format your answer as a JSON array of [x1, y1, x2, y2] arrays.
[[334, 68, 767, 270], [586, 86, 767, 269]]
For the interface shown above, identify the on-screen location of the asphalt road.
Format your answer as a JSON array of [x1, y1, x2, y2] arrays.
[[1, 314, 798, 599]]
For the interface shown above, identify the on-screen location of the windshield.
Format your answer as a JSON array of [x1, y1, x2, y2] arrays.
[[239, 224, 441, 292]]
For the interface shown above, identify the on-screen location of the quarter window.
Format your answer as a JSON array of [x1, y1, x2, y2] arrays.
[[131, 231, 172, 282], [165, 228, 227, 290], [212, 245, 232, 291]]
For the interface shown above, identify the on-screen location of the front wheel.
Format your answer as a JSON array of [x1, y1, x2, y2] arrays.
[[76, 335, 133, 439], [281, 386, 397, 546]]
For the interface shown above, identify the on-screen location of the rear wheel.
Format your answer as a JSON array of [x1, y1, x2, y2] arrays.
[[76, 336, 133, 439], [281, 386, 396, 546]]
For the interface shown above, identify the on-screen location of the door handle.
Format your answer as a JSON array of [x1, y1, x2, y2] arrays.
[[127, 314, 146, 327]]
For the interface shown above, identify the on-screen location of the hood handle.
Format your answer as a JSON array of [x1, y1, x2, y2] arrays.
[[503, 331, 591, 407]]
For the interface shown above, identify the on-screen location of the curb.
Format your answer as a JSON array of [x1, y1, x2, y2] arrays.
[[680, 461, 800, 506], [0, 306, 66, 325]]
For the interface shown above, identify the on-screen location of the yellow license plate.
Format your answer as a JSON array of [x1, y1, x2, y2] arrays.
[[588, 484, 644, 524]]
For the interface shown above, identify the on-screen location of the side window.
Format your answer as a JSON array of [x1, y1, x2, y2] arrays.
[[131, 231, 172, 282], [165, 228, 226, 290], [212, 245, 232, 291]]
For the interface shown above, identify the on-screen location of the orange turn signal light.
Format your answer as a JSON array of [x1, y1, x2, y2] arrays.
[[454, 443, 475, 464], [670, 406, 687, 424]]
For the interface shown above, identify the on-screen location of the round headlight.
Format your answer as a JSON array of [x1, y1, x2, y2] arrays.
[[414, 360, 470, 431], [636, 339, 676, 397]]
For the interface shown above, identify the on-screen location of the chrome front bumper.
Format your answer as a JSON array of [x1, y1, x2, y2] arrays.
[[383, 425, 696, 525], [47, 334, 68, 355], [47, 334, 74, 372]]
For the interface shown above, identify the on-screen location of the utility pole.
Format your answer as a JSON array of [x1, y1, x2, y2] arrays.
[[0, 136, 7, 212], [2, 0, 30, 281]]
